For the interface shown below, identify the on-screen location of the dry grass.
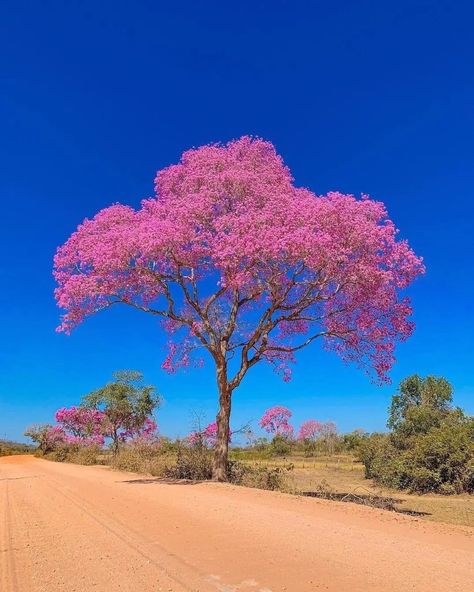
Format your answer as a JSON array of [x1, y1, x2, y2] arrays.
[[234, 454, 474, 527]]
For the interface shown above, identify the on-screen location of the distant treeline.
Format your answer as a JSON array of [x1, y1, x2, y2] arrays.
[[0, 439, 34, 456]]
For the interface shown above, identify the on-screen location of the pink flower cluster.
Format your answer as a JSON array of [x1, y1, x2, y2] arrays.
[[119, 417, 159, 445], [188, 422, 232, 448], [54, 406, 106, 446], [43, 425, 68, 448], [259, 406, 294, 438], [297, 419, 323, 442], [297, 419, 337, 441], [54, 136, 424, 383]]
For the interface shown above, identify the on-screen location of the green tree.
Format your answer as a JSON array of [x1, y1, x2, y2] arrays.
[[343, 428, 368, 452], [361, 375, 474, 493], [83, 370, 160, 454], [387, 375, 453, 430]]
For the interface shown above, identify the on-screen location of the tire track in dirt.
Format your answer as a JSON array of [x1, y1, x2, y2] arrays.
[[33, 461, 277, 591], [37, 471, 210, 591], [38, 471, 272, 592], [1, 481, 19, 592]]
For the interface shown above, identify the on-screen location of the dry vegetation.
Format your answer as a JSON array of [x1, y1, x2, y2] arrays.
[[236, 453, 474, 527], [0, 439, 34, 457]]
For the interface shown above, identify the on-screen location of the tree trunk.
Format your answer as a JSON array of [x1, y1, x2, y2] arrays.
[[112, 427, 119, 456], [212, 363, 232, 481]]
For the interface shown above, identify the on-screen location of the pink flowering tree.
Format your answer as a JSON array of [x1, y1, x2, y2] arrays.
[[259, 406, 294, 438], [188, 421, 232, 448], [298, 419, 322, 442], [298, 419, 323, 456], [55, 406, 106, 446], [54, 136, 424, 480]]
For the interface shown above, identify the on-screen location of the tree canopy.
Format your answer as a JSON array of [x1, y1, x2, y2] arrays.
[[387, 374, 453, 430], [83, 370, 160, 453]]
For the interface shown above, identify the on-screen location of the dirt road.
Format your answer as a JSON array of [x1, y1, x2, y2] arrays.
[[1, 456, 472, 592]]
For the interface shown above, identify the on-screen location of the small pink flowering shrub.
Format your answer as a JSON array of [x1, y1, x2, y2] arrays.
[[188, 422, 232, 448], [120, 418, 160, 447]]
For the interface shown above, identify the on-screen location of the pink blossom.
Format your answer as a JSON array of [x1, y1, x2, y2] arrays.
[[188, 422, 232, 447], [54, 136, 424, 384], [259, 406, 294, 438], [64, 434, 105, 447], [55, 406, 107, 445], [119, 417, 159, 444], [298, 419, 323, 442], [44, 425, 67, 448]]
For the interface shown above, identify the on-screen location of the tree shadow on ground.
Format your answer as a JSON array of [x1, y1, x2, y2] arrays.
[[301, 488, 431, 517], [119, 477, 203, 486]]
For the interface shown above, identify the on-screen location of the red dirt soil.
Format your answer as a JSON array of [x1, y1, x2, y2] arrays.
[[1, 455, 473, 591]]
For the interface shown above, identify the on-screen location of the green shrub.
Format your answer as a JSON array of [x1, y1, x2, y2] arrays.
[[360, 375, 474, 494], [360, 417, 474, 494], [342, 430, 369, 453], [271, 434, 292, 456]]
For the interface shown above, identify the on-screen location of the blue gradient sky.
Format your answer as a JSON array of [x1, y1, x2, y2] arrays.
[[1, 1, 473, 442]]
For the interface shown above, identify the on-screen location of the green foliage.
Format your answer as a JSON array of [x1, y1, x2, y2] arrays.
[[387, 374, 453, 430], [271, 434, 292, 456], [83, 370, 160, 453], [342, 429, 369, 452], [361, 375, 474, 494], [229, 445, 273, 461]]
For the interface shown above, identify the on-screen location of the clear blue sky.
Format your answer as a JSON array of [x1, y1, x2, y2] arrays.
[[1, 0, 473, 442]]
